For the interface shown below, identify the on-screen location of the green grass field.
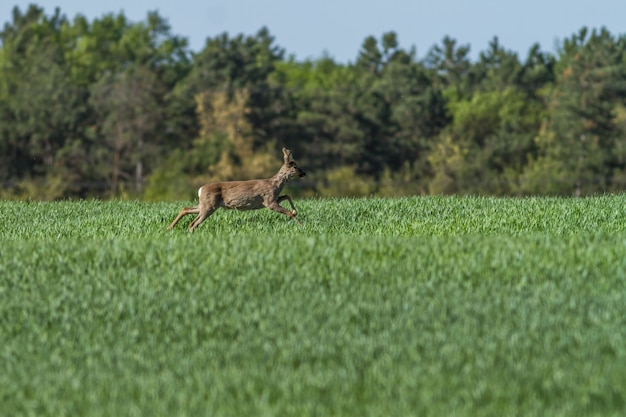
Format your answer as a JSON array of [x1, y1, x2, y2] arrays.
[[2, 196, 626, 416]]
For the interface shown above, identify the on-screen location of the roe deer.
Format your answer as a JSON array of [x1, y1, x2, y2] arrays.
[[167, 147, 306, 232]]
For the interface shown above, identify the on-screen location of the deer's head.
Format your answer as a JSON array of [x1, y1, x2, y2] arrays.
[[282, 148, 306, 179]]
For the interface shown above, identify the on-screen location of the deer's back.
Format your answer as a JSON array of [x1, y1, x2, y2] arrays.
[[200, 179, 274, 210]]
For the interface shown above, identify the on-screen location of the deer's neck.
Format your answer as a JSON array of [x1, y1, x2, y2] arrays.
[[270, 166, 290, 192]]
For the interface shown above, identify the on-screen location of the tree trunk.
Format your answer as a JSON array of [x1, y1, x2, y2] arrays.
[[112, 151, 120, 196], [135, 135, 143, 194], [135, 159, 143, 194]]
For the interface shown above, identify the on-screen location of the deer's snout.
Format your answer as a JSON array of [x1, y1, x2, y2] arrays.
[[298, 169, 306, 177]]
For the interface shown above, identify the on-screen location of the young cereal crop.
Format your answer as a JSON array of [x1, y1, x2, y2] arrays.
[[1, 196, 626, 416]]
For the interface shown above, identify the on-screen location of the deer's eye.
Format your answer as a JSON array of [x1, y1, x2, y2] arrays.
[[289, 162, 296, 167]]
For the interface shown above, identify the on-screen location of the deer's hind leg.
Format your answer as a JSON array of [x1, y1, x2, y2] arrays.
[[188, 207, 217, 233], [167, 206, 200, 230], [188, 194, 221, 233]]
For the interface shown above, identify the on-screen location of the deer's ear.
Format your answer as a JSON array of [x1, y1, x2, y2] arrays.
[[282, 147, 293, 162]]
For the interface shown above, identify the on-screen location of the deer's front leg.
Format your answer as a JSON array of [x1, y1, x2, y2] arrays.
[[269, 201, 302, 224], [278, 195, 298, 217]]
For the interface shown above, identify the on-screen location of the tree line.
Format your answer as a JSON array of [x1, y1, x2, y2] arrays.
[[2, 4, 626, 200]]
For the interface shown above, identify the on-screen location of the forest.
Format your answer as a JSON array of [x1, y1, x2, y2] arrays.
[[2, 4, 626, 200]]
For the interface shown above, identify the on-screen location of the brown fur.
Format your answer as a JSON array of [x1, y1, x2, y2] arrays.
[[167, 148, 306, 232]]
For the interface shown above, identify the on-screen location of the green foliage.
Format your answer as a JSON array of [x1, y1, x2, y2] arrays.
[[0, 5, 188, 199], [3, 6, 626, 198], [425, 36, 472, 90], [430, 87, 542, 194], [143, 149, 196, 201], [2, 197, 626, 416], [0, 174, 69, 200], [377, 163, 426, 196], [89, 63, 165, 196], [520, 28, 626, 196], [317, 166, 376, 197]]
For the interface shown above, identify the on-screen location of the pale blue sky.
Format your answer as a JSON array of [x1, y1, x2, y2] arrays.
[[4, 1, 626, 62]]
